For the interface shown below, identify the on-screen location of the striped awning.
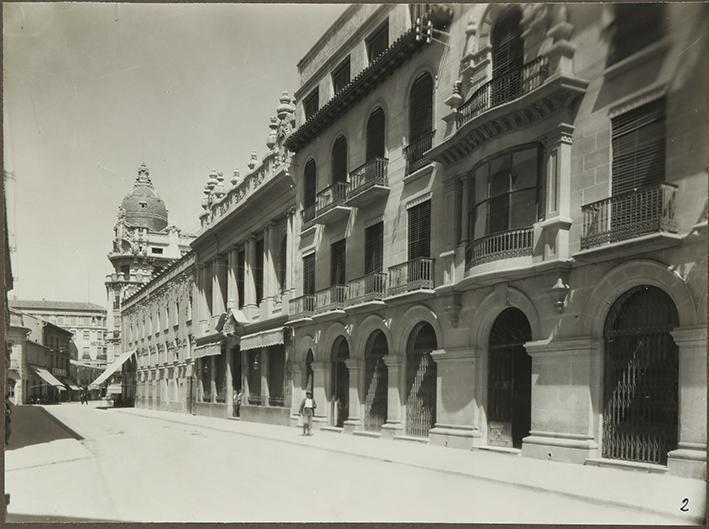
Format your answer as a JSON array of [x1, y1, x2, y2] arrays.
[[89, 350, 135, 388], [239, 328, 284, 351], [192, 341, 222, 359], [31, 366, 67, 390]]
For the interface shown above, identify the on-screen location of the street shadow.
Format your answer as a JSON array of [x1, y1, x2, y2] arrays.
[[5, 406, 83, 451], [5, 512, 126, 522]]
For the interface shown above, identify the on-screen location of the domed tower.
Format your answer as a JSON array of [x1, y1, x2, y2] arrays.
[[104, 163, 195, 364]]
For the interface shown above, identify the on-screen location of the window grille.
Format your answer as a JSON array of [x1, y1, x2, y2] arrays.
[[409, 72, 434, 141], [330, 239, 347, 286], [302, 254, 315, 296], [366, 107, 386, 161], [364, 222, 384, 274], [332, 136, 348, 184], [407, 200, 431, 260]]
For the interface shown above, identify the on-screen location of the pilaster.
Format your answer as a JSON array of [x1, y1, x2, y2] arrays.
[[380, 354, 403, 439], [343, 358, 363, 433], [311, 361, 331, 427]]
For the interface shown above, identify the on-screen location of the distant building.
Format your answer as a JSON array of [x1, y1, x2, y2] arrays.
[[104, 163, 195, 385], [9, 299, 108, 366]]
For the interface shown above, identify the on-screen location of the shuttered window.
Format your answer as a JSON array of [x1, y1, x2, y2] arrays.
[[332, 136, 348, 184], [303, 88, 319, 120], [237, 249, 245, 309], [366, 107, 386, 161], [365, 222, 384, 274], [304, 160, 317, 207], [277, 233, 287, 293], [302, 254, 315, 295], [492, 8, 524, 78], [408, 200, 431, 260], [611, 99, 665, 196], [409, 72, 434, 141], [608, 4, 664, 66], [331, 240, 346, 286], [254, 239, 264, 304], [366, 20, 389, 64], [332, 56, 351, 95]]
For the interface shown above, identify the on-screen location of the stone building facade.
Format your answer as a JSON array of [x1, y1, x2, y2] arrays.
[[282, 3, 707, 479], [122, 251, 195, 413]]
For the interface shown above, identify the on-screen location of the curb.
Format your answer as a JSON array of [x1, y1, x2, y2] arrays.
[[114, 407, 700, 524]]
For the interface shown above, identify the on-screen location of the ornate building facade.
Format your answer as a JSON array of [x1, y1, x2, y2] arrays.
[[282, 3, 707, 479]]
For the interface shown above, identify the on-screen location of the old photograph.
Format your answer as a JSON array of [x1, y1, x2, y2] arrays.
[[3, 2, 707, 524]]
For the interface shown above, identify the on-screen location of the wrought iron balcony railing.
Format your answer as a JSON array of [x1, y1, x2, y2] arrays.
[[345, 272, 387, 306], [347, 157, 389, 198], [315, 182, 348, 217], [580, 183, 678, 250], [314, 285, 347, 314], [465, 227, 534, 268], [457, 56, 550, 128], [288, 295, 315, 319], [404, 130, 435, 175], [388, 258, 434, 297]]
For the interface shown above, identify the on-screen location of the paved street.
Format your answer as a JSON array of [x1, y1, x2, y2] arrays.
[[4, 402, 704, 523]]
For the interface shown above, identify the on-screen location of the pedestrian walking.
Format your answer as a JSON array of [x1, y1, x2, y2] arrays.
[[5, 393, 13, 445], [298, 391, 316, 436], [233, 390, 242, 418]]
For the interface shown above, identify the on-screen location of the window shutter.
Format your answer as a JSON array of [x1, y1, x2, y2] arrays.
[[491, 8, 524, 78], [304, 160, 317, 206], [409, 73, 434, 141], [254, 239, 264, 304], [366, 107, 386, 161], [332, 136, 348, 184], [303, 254, 315, 295], [331, 240, 346, 286], [408, 200, 431, 260], [365, 222, 384, 274], [611, 99, 665, 196]]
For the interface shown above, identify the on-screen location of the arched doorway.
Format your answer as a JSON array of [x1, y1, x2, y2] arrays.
[[331, 337, 349, 427], [304, 349, 314, 393], [603, 285, 679, 465], [364, 331, 388, 432], [487, 307, 532, 448], [405, 322, 437, 437]]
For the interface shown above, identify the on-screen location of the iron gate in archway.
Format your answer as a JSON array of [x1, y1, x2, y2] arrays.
[[364, 331, 388, 432], [603, 285, 679, 465], [405, 323, 437, 438]]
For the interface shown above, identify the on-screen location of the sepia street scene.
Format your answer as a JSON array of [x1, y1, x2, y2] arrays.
[[3, 2, 708, 525]]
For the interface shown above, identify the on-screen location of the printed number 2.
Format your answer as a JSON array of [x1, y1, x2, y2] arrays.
[[680, 498, 689, 512]]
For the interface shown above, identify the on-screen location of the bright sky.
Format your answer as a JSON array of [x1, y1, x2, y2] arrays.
[[4, 2, 348, 308]]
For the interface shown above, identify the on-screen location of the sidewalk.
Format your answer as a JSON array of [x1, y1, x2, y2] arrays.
[[106, 406, 705, 524]]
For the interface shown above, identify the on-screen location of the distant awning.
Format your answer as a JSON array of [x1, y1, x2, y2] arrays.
[[193, 341, 222, 360], [31, 366, 67, 390], [239, 328, 284, 351], [106, 383, 122, 395], [89, 350, 135, 388], [60, 378, 82, 391]]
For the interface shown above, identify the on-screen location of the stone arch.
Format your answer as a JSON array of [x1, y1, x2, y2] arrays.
[[476, 3, 519, 51], [583, 259, 698, 339], [352, 314, 393, 359], [294, 332, 317, 364], [470, 286, 542, 348], [319, 321, 352, 361], [392, 304, 443, 355]]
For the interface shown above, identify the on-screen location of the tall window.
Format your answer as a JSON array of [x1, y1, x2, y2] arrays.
[[277, 233, 287, 294], [332, 136, 348, 184], [365, 222, 384, 274], [409, 72, 434, 141], [366, 107, 386, 161], [608, 4, 664, 66], [237, 248, 245, 309], [408, 200, 431, 260], [302, 254, 316, 296], [303, 88, 319, 120], [491, 7, 524, 105], [469, 146, 541, 240], [254, 239, 265, 304], [332, 56, 351, 95], [331, 240, 346, 286], [304, 160, 317, 209], [611, 99, 665, 196], [366, 19, 389, 64]]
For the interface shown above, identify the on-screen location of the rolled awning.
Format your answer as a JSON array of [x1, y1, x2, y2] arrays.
[[239, 328, 284, 351], [31, 366, 67, 390], [193, 341, 222, 359], [89, 350, 135, 388]]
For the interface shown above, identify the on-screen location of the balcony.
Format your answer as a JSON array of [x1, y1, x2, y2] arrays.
[[404, 131, 435, 175], [465, 227, 534, 269], [313, 182, 351, 225], [457, 57, 550, 128], [313, 285, 347, 315], [576, 183, 680, 261], [345, 272, 387, 308], [301, 204, 316, 232], [387, 258, 435, 298], [288, 295, 315, 321], [345, 157, 389, 207]]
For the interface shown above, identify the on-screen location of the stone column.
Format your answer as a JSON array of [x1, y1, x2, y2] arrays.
[[210, 355, 217, 404], [225, 344, 233, 416], [241, 349, 250, 402], [286, 209, 295, 294], [261, 346, 270, 405], [245, 236, 258, 318], [343, 358, 363, 434], [311, 361, 330, 427], [212, 258, 227, 317], [262, 223, 275, 316], [380, 354, 404, 439], [290, 363, 303, 423], [429, 348, 481, 449], [227, 247, 238, 310], [197, 263, 210, 335], [459, 178, 470, 246], [668, 326, 707, 479]]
